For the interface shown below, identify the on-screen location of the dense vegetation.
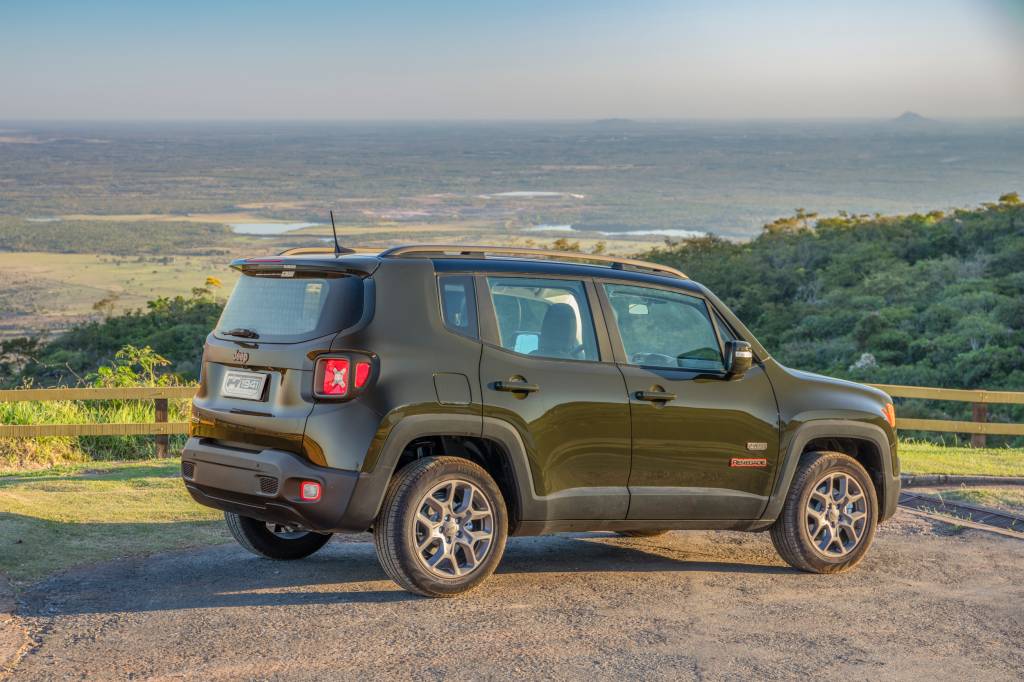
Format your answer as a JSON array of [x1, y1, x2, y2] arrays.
[[1, 285, 222, 387], [0, 217, 235, 255], [641, 194, 1024, 438]]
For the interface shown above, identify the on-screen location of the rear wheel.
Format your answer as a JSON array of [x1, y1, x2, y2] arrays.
[[224, 512, 332, 560], [374, 456, 508, 597], [770, 451, 878, 574]]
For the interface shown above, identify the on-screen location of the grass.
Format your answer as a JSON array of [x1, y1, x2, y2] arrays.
[[0, 459, 226, 583], [932, 487, 1024, 515], [0, 398, 192, 470], [899, 441, 1024, 477]]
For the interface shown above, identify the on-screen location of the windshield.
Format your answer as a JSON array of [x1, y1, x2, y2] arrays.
[[215, 274, 364, 343]]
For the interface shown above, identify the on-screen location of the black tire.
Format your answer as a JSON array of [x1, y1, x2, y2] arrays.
[[374, 456, 508, 597], [224, 512, 332, 560], [770, 451, 879, 574], [616, 530, 669, 538]]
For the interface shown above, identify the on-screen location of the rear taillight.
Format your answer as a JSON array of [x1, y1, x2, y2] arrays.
[[354, 361, 372, 388], [313, 353, 375, 400], [320, 358, 350, 396]]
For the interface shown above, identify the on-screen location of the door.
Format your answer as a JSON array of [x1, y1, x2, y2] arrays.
[[478, 275, 631, 520], [599, 282, 780, 520]]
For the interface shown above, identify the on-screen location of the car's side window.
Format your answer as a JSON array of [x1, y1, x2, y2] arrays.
[[485, 277, 600, 362], [438, 275, 478, 339], [604, 283, 725, 372]]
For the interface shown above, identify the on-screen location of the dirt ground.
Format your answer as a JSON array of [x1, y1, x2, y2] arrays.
[[7, 510, 1023, 681]]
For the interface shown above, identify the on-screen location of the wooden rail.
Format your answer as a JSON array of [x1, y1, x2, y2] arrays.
[[869, 383, 1024, 445], [0, 384, 1020, 451], [0, 386, 194, 456]]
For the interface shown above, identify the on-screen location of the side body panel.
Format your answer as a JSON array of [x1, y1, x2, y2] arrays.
[[619, 364, 780, 519], [762, 360, 900, 522]]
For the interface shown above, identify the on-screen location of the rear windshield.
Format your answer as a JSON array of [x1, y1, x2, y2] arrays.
[[215, 274, 364, 343]]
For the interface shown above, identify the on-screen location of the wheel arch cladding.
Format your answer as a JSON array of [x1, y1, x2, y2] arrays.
[[765, 419, 897, 523], [357, 413, 537, 532], [392, 434, 522, 530], [800, 436, 885, 512]]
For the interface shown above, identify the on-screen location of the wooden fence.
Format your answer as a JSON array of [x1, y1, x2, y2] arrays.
[[869, 384, 1024, 447], [0, 383, 1021, 454], [0, 386, 194, 457]]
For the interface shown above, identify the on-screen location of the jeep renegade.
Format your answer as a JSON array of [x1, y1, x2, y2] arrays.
[[182, 245, 899, 597]]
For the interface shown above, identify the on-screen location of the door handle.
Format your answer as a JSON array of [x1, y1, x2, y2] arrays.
[[493, 381, 540, 394], [635, 390, 676, 402]]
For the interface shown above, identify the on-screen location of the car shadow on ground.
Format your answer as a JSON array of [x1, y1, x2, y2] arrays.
[[22, 529, 793, 616]]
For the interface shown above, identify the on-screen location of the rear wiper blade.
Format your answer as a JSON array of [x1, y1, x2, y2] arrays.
[[221, 328, 260, 339]]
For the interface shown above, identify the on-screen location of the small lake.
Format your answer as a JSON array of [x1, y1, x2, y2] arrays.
[[230, 222, 322, 235], [524, 224, 705, 238]]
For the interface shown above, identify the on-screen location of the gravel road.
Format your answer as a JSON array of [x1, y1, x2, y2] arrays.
[[10, 510, 1024, 681]]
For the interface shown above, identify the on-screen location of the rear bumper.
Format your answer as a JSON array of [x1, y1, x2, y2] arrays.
[[181, 437, 364, 533]]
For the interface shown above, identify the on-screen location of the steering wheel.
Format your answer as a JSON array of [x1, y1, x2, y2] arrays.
[[630, 352, 677, 366], [677, 347, 721, 362]]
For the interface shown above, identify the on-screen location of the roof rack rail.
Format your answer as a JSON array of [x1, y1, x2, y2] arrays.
[[378, 244, 687, 279]]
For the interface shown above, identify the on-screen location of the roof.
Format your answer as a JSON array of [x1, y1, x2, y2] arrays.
[[268, 244, 691, 287]]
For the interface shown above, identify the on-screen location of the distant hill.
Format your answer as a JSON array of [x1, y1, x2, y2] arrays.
[[891, 111, 937, 125], [592, 118, 636, 126]]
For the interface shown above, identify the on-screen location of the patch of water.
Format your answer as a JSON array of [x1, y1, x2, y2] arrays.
[[230, 222, 322, 235]]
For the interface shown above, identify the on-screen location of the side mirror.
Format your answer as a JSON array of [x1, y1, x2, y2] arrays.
[[724, 340, 753, 378]]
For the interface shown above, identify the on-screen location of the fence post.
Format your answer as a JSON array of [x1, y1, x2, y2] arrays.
[[154, 397, 169, 458], [971, 402, 987, 448]]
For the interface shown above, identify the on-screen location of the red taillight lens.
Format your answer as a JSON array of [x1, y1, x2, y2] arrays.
[[319, 358, 350, 396], [883, 403, 896, 428], [299, 481, 321, 502], [354, 361, 372, 388]]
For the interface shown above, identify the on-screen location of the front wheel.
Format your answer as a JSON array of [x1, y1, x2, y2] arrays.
[[224, 512, 332, 560], [374, 456, 508, 597], [770, 451, 878, 574]]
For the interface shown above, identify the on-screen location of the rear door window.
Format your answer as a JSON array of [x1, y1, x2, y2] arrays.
[[438, 275, 478, 338], [485, 277, 599, 362]]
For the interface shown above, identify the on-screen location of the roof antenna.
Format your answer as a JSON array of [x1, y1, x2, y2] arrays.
[[328, 210, 354, 256]]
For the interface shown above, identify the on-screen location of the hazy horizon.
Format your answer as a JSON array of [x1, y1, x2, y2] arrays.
[[3, 114, 1024, 124], [2, 0, 1022, 121]]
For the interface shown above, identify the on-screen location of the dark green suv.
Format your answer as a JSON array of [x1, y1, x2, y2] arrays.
[[182, 245, 899, 597]]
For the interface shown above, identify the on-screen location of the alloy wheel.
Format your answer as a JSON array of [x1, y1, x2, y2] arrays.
[[804, 472, 869, 558], [264, 522, 309, 540], [411, 479, 494, 578]]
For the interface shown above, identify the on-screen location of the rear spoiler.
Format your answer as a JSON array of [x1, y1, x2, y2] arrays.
[[230, 254, 380, 278]]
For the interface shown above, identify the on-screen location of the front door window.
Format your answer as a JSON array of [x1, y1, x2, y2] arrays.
[[604, 283, 724, 372]]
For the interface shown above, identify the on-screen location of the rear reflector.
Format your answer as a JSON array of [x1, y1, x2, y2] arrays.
[[354, 361, 372, 388], [319, 358, 350, 396], [299, 481, 322, 502]]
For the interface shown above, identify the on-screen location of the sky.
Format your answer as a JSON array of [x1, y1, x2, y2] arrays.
[[1, 0, 1022, 120]]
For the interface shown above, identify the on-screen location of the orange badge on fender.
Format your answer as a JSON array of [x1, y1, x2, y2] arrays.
[[730, 457, 768, 468]]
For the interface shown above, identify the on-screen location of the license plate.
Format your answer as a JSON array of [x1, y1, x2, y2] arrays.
[[221, 369, 268, 401]]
